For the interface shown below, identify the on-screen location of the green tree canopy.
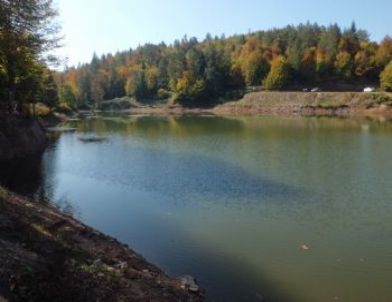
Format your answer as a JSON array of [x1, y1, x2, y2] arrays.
[[0, 0, 60, 112], [56, 23, 392, 108], [380, 60, 392, 91], [263, 56, 290, 90]]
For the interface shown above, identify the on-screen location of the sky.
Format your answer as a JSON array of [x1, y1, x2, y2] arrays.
[[54, 0, 392, 68]]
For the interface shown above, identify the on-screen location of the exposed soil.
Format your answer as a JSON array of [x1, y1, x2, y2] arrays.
[[0, 188, 202, 302], [213, 91, 392, 116], [0, 116, 47, 162], [95, 91, 392, 117]]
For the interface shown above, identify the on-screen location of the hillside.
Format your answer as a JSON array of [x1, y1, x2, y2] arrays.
[[56, 23, 392, 110], [214, 91, 392, 115]]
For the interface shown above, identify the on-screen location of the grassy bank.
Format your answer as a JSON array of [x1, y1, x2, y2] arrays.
[[0, 187, 202, 302], [213, 91, 392, 115]]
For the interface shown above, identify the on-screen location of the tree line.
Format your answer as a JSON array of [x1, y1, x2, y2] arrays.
[[1, 1, 392, 113], [57, 22, 392, 109]]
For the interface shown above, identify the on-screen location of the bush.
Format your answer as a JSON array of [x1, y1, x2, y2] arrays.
[[380, 60, 392, 91]]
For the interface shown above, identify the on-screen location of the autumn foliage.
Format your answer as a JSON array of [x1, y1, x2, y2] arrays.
[[380, 61, 392, 91], [53, 23, 392, 108]]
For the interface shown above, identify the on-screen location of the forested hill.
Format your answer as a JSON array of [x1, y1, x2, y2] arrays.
[[56, 23, 392, 109], [1, 3, 392, 113]]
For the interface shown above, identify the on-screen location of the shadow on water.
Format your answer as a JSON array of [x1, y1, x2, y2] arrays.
[[108, 196, 296, 302], [0, 145, 78, 216], [168, 230, 295, 302], [119, 149, 303, 203], [12, 114, 392, 301], [0, 150, 296, 302], [63, 115, 304, 204]]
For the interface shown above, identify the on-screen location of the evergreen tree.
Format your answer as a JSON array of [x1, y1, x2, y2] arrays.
[[56, 23, 389, 108]]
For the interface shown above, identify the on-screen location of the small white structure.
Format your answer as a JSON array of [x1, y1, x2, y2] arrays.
[[363, 87, 375, 92]]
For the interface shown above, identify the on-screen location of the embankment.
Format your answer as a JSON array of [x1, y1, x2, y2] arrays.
[[214, 91, 392, 115], [102, 91, 392, 116], [0, 187, 202, 301], [0, 116, 47, 162]]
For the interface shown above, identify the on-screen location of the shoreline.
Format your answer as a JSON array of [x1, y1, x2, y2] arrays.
[[92, 91, 392, 117], [213, 91, 392, 116], [0, 187, 202, 301]]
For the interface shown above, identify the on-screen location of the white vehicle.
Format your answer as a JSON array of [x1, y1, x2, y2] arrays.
[[363, 87, 375, 92]]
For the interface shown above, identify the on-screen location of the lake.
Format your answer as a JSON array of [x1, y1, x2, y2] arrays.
[[2, 114, 392, 302]]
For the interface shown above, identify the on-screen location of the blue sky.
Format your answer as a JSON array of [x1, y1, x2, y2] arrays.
[[54, 0, 392, 67]]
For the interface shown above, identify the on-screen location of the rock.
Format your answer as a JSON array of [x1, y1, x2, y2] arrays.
[[180, 275, 199, 293], [91, 259, 102, 269], [189, 284, 199, 293], [115, 261, 128, 271]]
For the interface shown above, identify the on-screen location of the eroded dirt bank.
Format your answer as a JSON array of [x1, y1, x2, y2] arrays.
[[0, 116, 47, 162], [0, 187, 202, 302], [213, 91, 392, 116]]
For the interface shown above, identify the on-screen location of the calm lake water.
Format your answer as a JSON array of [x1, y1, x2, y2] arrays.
[[2, 115, 392, 302]]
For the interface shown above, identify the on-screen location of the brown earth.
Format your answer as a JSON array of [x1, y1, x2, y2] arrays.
[[213, 91, 392, 116], [0, 116, 47, 162], [98, 91, 392, 117], [0, 187, 202, 302]]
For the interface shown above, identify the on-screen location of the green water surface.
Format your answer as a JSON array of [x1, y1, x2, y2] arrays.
[[3, 115, 392, 302]]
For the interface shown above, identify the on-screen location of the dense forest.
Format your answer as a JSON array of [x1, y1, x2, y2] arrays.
[[57, 23, 392, 109], [1, 0, 392, 112]]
